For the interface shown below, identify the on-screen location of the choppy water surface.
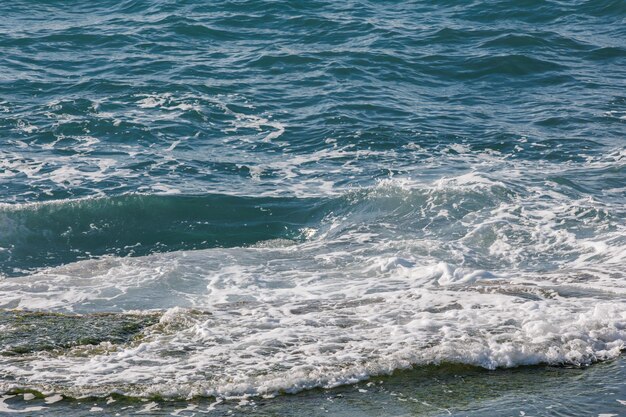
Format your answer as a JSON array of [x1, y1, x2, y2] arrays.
[[1, 0, 625, 415]]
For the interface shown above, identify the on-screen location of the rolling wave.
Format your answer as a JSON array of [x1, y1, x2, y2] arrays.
[[0, 194, 326, 276]]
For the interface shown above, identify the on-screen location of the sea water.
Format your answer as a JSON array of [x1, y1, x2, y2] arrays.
[[0, 0, 625, 415]]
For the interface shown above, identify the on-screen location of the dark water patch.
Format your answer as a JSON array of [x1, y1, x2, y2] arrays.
[[157, 16, 244, 41], [459, 54, 565, 79], [579, 0, 626, 17], [587, 45, 626, 61], [480, 31, 591, 54], [459, 0, 572, 24], [426, 27, 500, 45], [2, 31, 140, 51]]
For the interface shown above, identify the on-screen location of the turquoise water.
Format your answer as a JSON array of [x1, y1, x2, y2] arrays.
[[1, 0, 625, 415]]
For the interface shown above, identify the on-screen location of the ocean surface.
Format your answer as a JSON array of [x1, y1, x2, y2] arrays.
[[1, 0, 625, 415]]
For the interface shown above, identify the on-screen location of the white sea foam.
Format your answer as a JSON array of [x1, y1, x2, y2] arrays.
[[0, 250, 623, 399], [0, 143, 624, 398], [0, 170, 624, 398]]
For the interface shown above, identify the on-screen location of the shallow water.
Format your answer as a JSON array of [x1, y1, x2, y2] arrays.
[[1, 356, 625, 416], [0, 0, 625, 415]]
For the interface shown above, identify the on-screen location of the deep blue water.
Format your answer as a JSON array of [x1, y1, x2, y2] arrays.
[[0, 1, 625, 415]]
